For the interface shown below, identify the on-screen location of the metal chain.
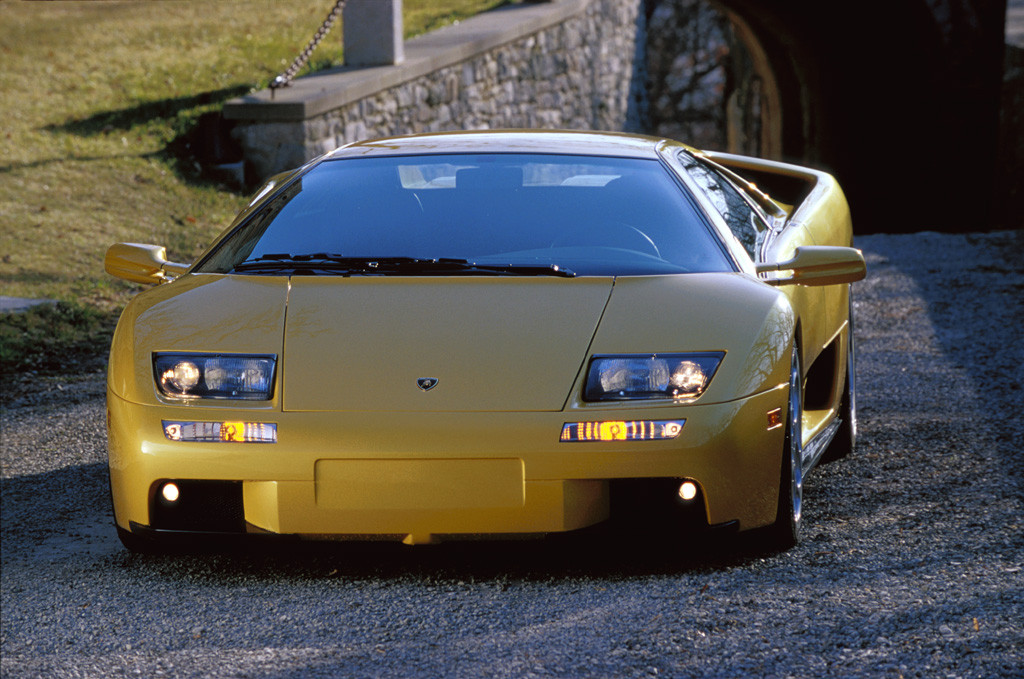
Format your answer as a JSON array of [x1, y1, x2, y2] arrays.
[[270, 0, 347, 96]]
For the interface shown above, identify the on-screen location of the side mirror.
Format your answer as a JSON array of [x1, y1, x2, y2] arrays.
[[757, 246, 866, 286], [105, 243, 189, 285]]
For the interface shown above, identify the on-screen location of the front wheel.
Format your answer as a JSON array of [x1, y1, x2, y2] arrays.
[[766, 344, 803, 549]]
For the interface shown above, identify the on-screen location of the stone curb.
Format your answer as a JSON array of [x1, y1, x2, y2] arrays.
[[0, 297, 57, 314]]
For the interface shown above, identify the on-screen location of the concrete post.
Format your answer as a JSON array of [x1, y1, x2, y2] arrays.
[[343, 0, 404, 66]]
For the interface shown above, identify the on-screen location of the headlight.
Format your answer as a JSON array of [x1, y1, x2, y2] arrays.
[[153, 353, 277, 400], [583, 353, 724, 402]]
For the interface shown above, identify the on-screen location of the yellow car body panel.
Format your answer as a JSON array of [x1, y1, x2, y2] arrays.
[[105, 130, 863, 548], [706, 150, 857, 444], [281, 276, 614, 412], [107, 272, 793, 538], [107, 385, 787, 538]]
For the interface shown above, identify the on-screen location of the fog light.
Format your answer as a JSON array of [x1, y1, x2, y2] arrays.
[[678, 481, 698, 501], [161, 482, 180, 503]]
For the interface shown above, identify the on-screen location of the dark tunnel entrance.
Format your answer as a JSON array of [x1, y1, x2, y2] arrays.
[[644, 0, 1009, 233]]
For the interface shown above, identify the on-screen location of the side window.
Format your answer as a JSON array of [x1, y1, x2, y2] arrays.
[[681, 156, 767, 259]]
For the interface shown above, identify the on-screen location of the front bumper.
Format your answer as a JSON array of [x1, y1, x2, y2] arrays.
[[108, 385, 788, 543]]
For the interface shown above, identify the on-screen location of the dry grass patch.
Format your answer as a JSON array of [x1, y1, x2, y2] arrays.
[[0, 0, 503, 381], [0, 0, 504, 305]]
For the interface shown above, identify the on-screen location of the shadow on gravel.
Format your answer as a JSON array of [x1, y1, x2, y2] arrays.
[[915, 231, 1024, 489], [103, 537, 785, 586], [861, 231, 1024, 491], [133, 529, 781, 583], [0, 463, 113, 558], [804, 231, 1024, 572], [0, 461, 780, 581]]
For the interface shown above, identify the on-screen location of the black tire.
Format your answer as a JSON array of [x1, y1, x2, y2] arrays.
[[766, 344, 803, 550], [823, 292, 857, 463]]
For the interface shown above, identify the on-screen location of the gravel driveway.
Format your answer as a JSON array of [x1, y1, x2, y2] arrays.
[[2, 231, 1022, 678]]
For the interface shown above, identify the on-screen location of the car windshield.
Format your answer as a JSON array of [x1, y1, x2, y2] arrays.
[[196, 154, 734, 277]]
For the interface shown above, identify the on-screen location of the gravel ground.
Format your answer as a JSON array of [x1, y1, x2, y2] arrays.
[[2, 230, 1022, 678]]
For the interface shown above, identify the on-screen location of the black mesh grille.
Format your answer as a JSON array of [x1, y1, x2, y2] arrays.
[[149, 480, 245, 532], [609, 478, 709, 531]]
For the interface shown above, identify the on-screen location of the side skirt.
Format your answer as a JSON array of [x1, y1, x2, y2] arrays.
[[802, 418, 841, 475]]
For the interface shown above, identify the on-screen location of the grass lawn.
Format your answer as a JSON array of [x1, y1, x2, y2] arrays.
[[0, 0, 503, 384]]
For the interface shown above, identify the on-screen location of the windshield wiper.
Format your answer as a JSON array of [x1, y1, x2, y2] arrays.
[[232, 254, 433, 273], [442, 262, 576, 277], [232, 254, 575, 277]]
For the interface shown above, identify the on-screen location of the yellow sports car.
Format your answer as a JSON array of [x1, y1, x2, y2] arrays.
[[105, 130, 865, 553]]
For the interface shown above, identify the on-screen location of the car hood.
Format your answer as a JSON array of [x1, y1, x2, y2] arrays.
[[111, 273, 791, 411], [282, 277, 614, 412]]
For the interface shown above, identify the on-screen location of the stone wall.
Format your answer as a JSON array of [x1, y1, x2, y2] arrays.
[[224, 0, 646, 181], [646, 0, 766, 155]]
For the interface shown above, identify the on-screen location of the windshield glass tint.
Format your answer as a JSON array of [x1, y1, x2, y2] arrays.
[[197, 154, 734, 276]]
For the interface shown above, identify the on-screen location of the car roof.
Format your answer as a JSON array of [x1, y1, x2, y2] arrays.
[[326, 130, 691, 160]]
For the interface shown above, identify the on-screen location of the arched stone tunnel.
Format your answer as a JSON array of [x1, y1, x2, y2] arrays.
[[644, 0, 1009, 232]]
